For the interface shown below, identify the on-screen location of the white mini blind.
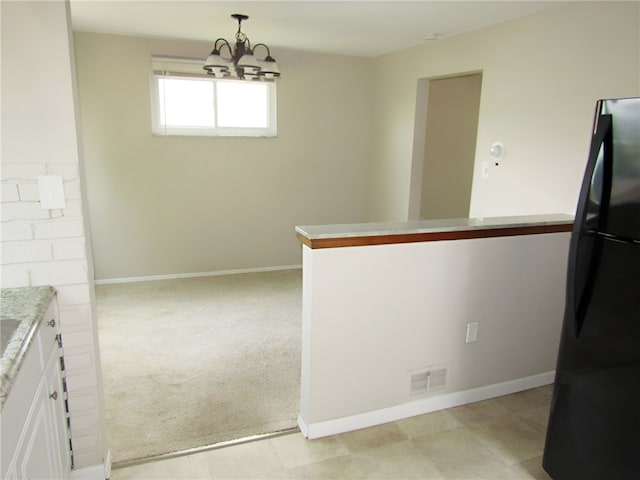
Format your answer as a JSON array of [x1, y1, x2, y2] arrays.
[[151, 55, 207, 78]]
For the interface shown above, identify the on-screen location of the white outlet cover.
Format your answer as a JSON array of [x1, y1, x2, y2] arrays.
[[466, 322, 479, 343], [481, 161, 490, 179], [38, 175, 66, 209]]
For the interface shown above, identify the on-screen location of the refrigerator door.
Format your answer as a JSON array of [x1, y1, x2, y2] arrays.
[[543, 236, 640, 479], [601, 98, 640, 241]]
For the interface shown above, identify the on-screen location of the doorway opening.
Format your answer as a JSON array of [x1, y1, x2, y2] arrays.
[[408, 72, 483, 220]]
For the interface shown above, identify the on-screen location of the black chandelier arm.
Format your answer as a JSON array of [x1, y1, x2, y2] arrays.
[[252, 43, 272, 59], [213, 38, 234, 58]]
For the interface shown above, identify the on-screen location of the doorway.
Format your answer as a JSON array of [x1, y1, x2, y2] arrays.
[[411, 73, 483, 220]]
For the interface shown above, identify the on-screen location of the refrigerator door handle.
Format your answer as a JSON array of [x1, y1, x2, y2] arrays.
[[569, 112, 613, 337], [573, 112, 613, 234]]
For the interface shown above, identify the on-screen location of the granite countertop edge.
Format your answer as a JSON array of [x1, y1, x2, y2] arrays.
[[295, 213, 574, 240], [1, 286, 56, 411]]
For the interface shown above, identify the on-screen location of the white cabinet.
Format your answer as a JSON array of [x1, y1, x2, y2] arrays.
[[2, 299, 71, 480]]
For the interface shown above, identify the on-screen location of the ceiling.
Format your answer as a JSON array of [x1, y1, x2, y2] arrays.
[[70, 1, 566, 58]]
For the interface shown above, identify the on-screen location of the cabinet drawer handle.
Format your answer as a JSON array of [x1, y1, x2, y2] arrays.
[[46, 318, 56, 328], [49, 391, 58, 401]]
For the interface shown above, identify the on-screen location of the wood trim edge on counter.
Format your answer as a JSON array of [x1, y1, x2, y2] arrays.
[[297, 223, 573, 249]]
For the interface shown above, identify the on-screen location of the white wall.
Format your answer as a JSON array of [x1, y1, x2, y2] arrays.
[[73, 33, 373, 281], [0, 0, 107, 470], [369, 1, 640, 222], [299, 231, 570, 435]]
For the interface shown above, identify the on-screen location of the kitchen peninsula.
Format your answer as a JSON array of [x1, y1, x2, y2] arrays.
[[296, 214, 573, 440]]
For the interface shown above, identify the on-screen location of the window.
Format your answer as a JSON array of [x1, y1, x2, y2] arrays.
[[150, 56, 276, 137]]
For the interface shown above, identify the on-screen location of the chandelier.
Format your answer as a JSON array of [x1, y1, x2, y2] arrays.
[[203, 14, 281, 81]]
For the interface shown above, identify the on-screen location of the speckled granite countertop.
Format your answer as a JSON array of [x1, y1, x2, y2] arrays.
[[296, 214, 574, 249], [1, 286, 56, 410], [296, 213, 574, 239]]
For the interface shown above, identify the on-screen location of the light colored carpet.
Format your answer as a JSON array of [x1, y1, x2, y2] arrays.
[[95, 269, 302, 463]]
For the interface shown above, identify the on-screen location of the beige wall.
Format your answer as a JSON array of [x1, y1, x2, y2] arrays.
[[74, 33, 373, 280], [370, 1, 640, 222], [76, 2, 640, 278], [300, 230, 570, 434]]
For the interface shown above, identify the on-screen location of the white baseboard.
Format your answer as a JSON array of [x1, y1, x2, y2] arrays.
[[95, 265, 302, 285], [298, 371, 554, 439]]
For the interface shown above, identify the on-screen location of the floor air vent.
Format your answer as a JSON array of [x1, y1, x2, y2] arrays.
[[410, 366, 447, 396]]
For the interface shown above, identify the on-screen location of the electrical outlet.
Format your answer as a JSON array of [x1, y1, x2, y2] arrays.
[[466, 322, 479, 343]]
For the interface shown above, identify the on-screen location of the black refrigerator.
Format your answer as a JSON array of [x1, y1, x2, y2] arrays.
[[543, 97, 640, 479]]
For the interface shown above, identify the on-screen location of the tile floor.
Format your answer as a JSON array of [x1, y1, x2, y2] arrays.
[[111, 386, 553, 480]]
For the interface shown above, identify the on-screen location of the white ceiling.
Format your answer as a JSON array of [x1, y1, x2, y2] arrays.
[[70, 1, 566, 57]]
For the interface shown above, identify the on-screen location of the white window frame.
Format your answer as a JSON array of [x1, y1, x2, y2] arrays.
[[150, 56, 277, 137]]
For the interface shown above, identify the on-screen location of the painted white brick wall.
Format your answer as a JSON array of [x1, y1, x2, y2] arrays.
[[0, 264, 31, 287], [0, 222, 34, 241], [2, 202, 52, 222], [53, 238, 88, 260], [1, 0, 107, 471], [1, 241, 53, 264], [17, 183, 41, 202], [0, 184, 20, 202], [1, 163, 48, 180], [56, 284, 93, 305], [33, 218, 85, 239]]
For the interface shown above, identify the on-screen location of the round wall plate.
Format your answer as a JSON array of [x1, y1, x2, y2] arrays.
[[489, 141, 505, 160]]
